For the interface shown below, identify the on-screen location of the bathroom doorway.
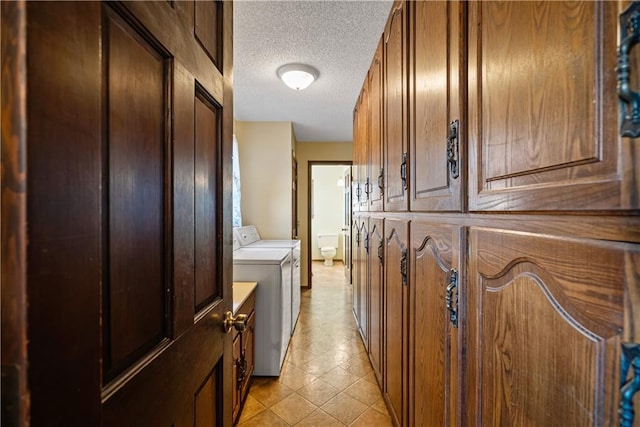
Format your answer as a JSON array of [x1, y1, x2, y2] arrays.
[[308, 161, 352, 289]]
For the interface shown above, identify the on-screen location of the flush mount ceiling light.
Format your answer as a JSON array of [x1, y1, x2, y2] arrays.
[[277, 63, 319, 90]]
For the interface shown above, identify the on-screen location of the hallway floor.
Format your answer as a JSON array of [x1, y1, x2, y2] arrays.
[[237, 261, 393, 426]]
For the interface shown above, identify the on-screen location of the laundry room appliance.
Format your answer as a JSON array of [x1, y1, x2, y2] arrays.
[[234, 225, 301, 335], [232, 238, 292, 376]]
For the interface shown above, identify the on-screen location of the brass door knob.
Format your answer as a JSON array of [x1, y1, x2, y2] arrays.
[[223, 311, 248, 333]]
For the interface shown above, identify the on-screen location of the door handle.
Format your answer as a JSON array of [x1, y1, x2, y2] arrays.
[[223, 311, 248, 333]]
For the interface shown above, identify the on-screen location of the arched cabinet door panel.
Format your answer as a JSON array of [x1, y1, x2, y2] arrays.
[[467, 228, 636, 425]]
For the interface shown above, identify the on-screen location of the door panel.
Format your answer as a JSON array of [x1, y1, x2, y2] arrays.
[[384, 218, 409, 427], [467, 228, 632, 425], [368, 39, 384, 212], [105, 6, 169, 382], [24, 1, 234, 425], [384, 1, 408, 211], [410, 0, 465, 212], [409, 222, 461, 426], [368, 217, 384, 385], [468, 1, 637, 210]]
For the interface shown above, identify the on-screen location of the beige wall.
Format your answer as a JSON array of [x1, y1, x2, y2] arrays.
[[234, 121, 294, 239], [296, 141, 353, 287]]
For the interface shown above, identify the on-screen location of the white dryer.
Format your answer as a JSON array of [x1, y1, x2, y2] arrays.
[[232, 240, 292, 376], [234, 225, 301, 334]]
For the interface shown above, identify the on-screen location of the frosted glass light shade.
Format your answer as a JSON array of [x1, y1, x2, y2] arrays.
[[277, 64, 319, 90]]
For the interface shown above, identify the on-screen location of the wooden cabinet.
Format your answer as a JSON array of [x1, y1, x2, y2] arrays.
[[468, 1, 638, 211], [384, 219, 409, 427], [368, 39, 385, 212], [232, 291, 256, 424], [467, 228, 637, 425], [367, 217, 384, 385], [409, 222, 462, 426], [352, 1, 640, 426], [352, 216, 369, 347], [384, 0, 408, 212], [353, 88, 369, 213], [409, 0, 465, 212]]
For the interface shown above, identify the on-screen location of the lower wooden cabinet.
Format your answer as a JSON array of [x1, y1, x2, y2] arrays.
[[384, 219, 409, 427], [409, 222, 462, 426], [368, 217, 384, 386], [232, 292, 256, 424], [466, 228, 636, 425]]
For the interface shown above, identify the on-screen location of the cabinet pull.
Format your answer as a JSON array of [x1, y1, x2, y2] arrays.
[[619, 3, 640, 137], [377, 240, 384, 266], [447, 120, 460, 179], [377, 168, 384, 194], [355, 230, 361, 247], [400, 153, 407, 190], [445, 269, 459, 328], [400, 247, 408, 286], [364, 233, 370, 254], [355, 185, 361, 202], [364, 177, 371, 199], [237, 352, 247, 389], [620, 343, 640, 426]]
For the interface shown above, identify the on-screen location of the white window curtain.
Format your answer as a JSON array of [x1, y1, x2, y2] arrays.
[[232, 134, 242, 227]]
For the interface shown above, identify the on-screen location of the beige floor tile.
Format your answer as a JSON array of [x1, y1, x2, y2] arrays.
[[343, 378, 383, 406], [318, 366, 361, 391], [296, 378, 340, 407], [321, 393, 368, 425], [249, 378, 294, 408], [270, 393, 318, 425], [371, 399, 390, 416], [294, 409, 345, 427], [237, 395, 266, 424], [349, 407, 394, 427], [237, 409, 290, 427], [279, 363, 318, 391]]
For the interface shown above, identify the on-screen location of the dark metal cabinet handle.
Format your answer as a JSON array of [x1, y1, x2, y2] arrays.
[[620, 343, 640, 426], [364, 178, 371, 200], [400, 153, 407, 190], [364, 233, 370, 254], [618, 3, 640, 137], [377, 240, 384, 266], [445, 269, 459, 328], [447, 120, 460, 179], [377, 168, 384, 195], [400, 247, 408, 286]]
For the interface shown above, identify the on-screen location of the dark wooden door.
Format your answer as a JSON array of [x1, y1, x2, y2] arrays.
[[384, 218, 409, 427], [468, 1, 638, 211], [384, 0, 408, 212], [409, 222, 462, 426], [368, 38, 384, 212], [367, 217, 384, 386], [409, 0, 465, 212], [23, 2, 234, 425], [467, 228, 636, 425]]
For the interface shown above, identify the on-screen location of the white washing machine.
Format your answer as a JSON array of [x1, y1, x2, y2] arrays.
[[234, 225, 301, 334], [232, 239, 292, 376]]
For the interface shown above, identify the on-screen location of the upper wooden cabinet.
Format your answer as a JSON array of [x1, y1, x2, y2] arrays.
[[384, 0, 409, 212], [353, 88, 369, 213], [468, 1, 638, 211], [369, 38, 385, 212], [409, 1, 466, 212]]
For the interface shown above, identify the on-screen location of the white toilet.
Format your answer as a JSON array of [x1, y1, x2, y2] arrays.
[[317, 234, 338, 266]]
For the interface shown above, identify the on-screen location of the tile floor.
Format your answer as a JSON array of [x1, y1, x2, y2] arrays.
[[237, 261, 393, 426]]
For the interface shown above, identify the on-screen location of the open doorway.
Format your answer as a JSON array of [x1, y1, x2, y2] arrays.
[[308, 161, 352, 288]]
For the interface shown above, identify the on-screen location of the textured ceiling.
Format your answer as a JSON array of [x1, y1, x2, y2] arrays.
[[233, 0, 393, 142]]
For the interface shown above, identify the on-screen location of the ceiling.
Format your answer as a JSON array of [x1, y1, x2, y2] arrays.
[[233, 0, 393, 142]]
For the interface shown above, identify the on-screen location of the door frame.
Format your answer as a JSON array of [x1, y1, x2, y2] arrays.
[[307, 161, 352, 289]]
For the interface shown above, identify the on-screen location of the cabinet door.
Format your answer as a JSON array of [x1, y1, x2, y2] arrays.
[[232, 331, 241, 423], [352, 217, 363, 327], [384, 219, 409, 426], [368, 217, 384, 385], [468, 1, 638, 211], [353, 92, 368, 213], [467, 228, 637, 425], [384, 0, 409, 212], [243, 309, 256, 393], [409, 0, 465, 212], [369, 38, 385, 212], [355, 218, 369, 348], [409, 222, 462, 426]]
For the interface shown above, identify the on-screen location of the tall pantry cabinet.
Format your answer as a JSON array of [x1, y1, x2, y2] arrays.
[[351, 1, 640, 426]]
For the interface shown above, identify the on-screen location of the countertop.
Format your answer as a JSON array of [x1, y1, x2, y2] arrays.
[[233, 282, 257, 315]]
